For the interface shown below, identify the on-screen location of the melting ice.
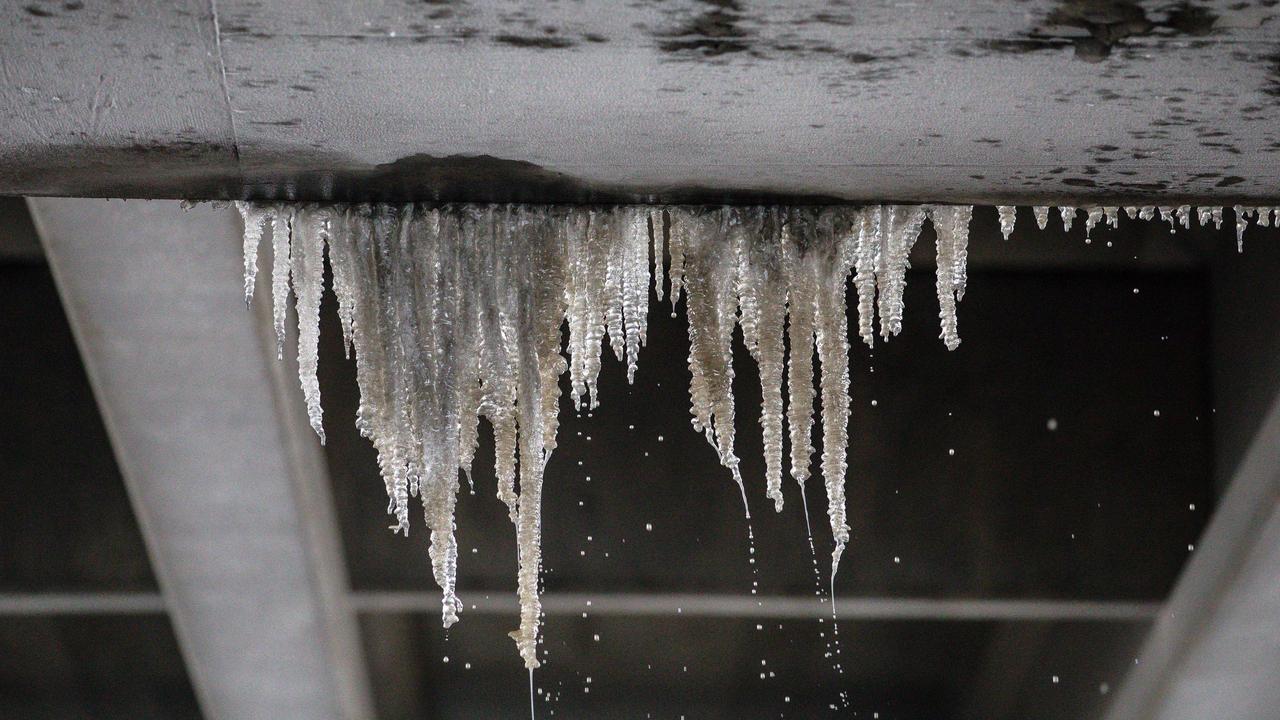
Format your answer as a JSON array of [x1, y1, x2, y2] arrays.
[[236, 201, 1267, 668]]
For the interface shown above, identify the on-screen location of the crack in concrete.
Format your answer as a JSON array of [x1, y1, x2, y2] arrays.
[[208, 0, 243, 167]]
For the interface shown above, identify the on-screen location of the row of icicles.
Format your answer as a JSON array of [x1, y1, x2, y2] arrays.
[[236, 201, 1274, 669]]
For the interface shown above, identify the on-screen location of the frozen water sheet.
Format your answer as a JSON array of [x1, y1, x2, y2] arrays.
[[236, 201, 1265, 667]]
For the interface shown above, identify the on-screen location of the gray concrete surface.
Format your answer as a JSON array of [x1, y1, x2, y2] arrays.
[[2, 1, 1278, 203]]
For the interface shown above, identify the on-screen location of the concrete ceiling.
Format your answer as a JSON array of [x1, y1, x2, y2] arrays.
[[1, 1, 1278, 204]]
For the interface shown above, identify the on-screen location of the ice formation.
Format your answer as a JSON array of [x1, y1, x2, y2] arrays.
[[1033, 206, 1050, 230], [997, 205, 1017, 240], [236, 201, 1264, 669], [1059, 206, 1077, 232]]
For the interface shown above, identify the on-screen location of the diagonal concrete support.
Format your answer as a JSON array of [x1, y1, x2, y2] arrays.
[[1104, 389, 1280, 720], [29, 198, 374, 720]]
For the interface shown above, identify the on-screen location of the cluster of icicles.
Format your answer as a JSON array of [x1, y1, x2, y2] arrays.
[[235, 200, 1274, 669]]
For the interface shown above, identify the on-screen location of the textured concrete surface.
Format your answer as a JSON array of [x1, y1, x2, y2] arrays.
[[1, 1, 1278, 203], [30, 199, 374, 719]]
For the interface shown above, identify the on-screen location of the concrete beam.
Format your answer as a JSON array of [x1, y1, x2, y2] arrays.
[[0, 589, 1160, 622], [3, 2, 1279, 204], [29, 199, 374, 720], [351, 590, 1160, 622]]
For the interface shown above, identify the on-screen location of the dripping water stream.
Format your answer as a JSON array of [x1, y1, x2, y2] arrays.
[[528, 668, 536, 720]]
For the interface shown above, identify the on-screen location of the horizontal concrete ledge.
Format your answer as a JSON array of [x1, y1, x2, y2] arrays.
[[351, 591, 1162, 622], [0, 591, 1163, 621], [0, 592, 167, 615]]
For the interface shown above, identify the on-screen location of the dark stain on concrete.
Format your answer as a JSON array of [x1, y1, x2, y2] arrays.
[[990, 1, 1219, 62], [1264, 51, 1280, 98], [23, 4, 54, 17], [492, 34, 576, 50], [975, 38, 1074, 55], [1065, 177, 1099, 187], [656, 0, 752, 58], [1164, 2, 1218, 35], [328, 153, 857, 205], [1, 146, 866, 205], [6, 143, 1278, 206]]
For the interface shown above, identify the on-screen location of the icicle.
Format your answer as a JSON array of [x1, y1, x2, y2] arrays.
[[738, 208, 788, 512], [1084, 207, 1104, 242], [1175, 205, 1192, 230], [667, 206, 686, 315], [813, 216, 852, 579], [605, 207, 650, 384], [1234, 205, 1254, 252], [324, 210, 357, 358], [601, 211, 627, 366], [1033, 206, 1049, 230], [1104, 207, 1120, 229], [292, 205, 329, 443], [341, 205, 409, 536], [376, 205, 417, 537], [676, 207, 748, 515], [411, 205, 466, 629], [1059, 206, 1077, 233], [1124, 206, 1139, 220], [651, 209, 666, 303], [564, 208, 606, 410], [483, 208, 522, 524], [877, 205, 927, 340], [318, 207, 361, 408], [852, 208, 881, 347], [269, 205, 292, 360], [1158, 206, 1177, 233], [786, 218, 818, 496], [627, 208, 650, 382], [235, 201, 267, 303], [997, 205, 1017, 240], [1138, 206, 1155, 221], [1258, 207, 1273, 228], [951, 206, 972, 303], [510, 206, 569, 669], [1196, 206, 1214, 227], [1212, 206, 1224, 229], [933, 205, 970, 350], [933, 206, 960, 349]]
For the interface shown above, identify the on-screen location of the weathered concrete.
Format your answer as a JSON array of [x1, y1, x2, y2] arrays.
[[2, 1, 1278, 204], [29, 198, 375, 720]]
